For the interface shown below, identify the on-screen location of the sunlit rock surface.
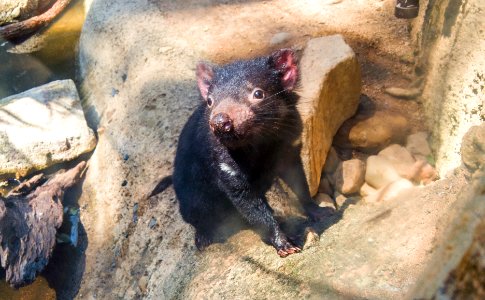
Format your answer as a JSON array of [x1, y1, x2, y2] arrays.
[[0, 80, 96, 178], [76, 0, 479, 298]]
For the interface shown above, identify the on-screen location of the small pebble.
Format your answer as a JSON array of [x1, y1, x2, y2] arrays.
[[111, 88, 119, 97], [365, 155, 402, 189], [360, 182, 377, 197], [138, 276, 149, 293], [365, 178, 414, 203], [304, 228, 320, 248], [378, 144, 416, 178], [334, 159, 366, 195], [314, 193, 335, 209], [406, 132, 432, 157], [334, 192, 347, 210], [269, 32, 292, 46], [384, 87, 421, 99], [148, 217, 157, 229]]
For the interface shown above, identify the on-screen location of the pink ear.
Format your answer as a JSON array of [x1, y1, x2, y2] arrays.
[[196, 62, 214, 100], [271, 49, 298, 90]]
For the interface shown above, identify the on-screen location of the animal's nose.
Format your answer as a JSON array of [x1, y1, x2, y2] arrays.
[[210, 113, 233, 133]]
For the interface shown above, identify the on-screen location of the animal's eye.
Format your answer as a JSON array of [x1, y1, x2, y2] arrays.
[[253, 89, 265, 100], [207, 96, 213, 107]]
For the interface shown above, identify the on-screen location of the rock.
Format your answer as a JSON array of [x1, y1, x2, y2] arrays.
[[322, 147, 340, 175], [334, 159, 366, 195], [0, 80, 97, 179], [314, 192, 335, 209], [0, 0, 39, 25], [419, 163, 438, 184], [138, 276, 148, 293], [406, 132, 432, 157], [298, 35, 361, 196], [407, 160, 439, 185], [364, 178, 414, 203], [384, 86, 421, 99], [303, 227, 320, 249], [269, 32, 292, 46], [461, 123, 485, 172], [365, 155, 402, 189], [335, 110, 410, 153], [413, 0, 485, 179], [378, 144, 416, 178], [334, 191, 348, 209], [437, 218, 485, 298], [317, 175, 333, 195], [360, 182, 377, 197], [410, 168, 485, 298]]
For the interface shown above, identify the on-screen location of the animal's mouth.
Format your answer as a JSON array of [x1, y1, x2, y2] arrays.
[[213, 130, 245, 148], [212, 121, 268, 149]]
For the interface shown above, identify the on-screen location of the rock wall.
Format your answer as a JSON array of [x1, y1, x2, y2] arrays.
[[411, 123, 485, 298], [412, 0, 485, 177]]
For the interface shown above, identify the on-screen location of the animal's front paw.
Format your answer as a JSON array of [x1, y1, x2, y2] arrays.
[[275, 240, 301, 258], [305, 204, 335, 222]]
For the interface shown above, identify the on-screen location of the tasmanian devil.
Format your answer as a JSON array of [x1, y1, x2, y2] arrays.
[[173, 49, 331, 257]]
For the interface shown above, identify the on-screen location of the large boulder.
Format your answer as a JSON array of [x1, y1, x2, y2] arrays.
[[298, 35, 361, 195], [412, 0, 485, 177], [0, 80, 97, 178]]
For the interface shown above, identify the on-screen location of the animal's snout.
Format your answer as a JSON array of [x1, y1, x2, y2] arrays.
[[210, 113, 233, 134]]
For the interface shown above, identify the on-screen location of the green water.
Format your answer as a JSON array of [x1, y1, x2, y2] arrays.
[[0, 0, 85, 298], [0, 0, 85, 98]]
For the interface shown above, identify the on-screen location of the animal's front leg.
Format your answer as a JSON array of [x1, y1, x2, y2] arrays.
[[279, 149, 335, 222], [232, 191, 301, 257]]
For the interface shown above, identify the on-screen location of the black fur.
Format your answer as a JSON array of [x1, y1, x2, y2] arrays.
[[173, 51, 331, 257]]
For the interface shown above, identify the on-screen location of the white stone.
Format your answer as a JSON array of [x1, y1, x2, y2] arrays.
[[0, 80, 97, 178], [314, 192, 335, 209], [365, 178, 414, 203], [334, 159, 366, 195], [378, 144, 416, 178], [365, 155, 402, 189], [360, 182, 377, 197], [406, 132, 432, 157]]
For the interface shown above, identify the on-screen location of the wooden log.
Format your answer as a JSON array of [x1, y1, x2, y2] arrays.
[[0, 161, 86, 287], [0, 0, 71, 40]]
